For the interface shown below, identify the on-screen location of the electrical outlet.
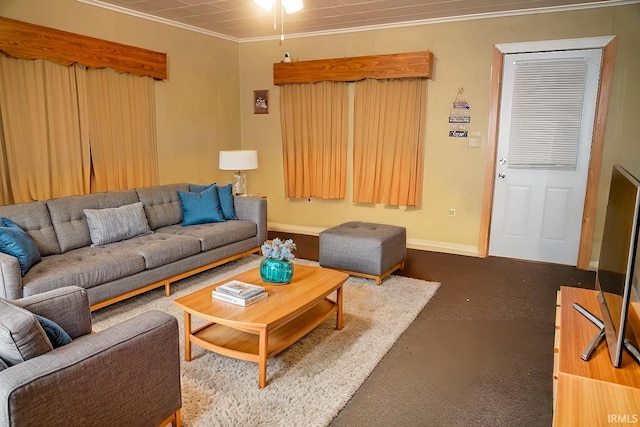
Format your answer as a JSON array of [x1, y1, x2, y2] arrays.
[[468, 131, 481, 148], [448, 209, 456, 217]]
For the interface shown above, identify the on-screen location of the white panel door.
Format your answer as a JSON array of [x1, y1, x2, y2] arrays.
[[489, 49, 602, 265]]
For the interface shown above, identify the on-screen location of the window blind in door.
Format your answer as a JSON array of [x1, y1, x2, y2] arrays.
[[508, 58, 590, 170]]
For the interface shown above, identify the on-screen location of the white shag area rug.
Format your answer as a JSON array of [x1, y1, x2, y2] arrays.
[[91, 255, 440, 427]]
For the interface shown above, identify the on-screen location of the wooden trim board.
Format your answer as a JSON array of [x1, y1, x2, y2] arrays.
[[274, 51, 433, 84], [0, 17, 167, 80]]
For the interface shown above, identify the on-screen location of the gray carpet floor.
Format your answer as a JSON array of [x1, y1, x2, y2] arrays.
[[281, 243, 594, 427], [326, 250, 595, 427]]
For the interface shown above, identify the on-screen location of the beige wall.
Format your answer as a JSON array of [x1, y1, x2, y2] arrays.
[[1, 1, 639, 264], [0, 0, 242, 186], [239, 5, 640, 262]]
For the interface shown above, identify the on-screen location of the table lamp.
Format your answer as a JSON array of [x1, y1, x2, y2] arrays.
[[219, 150, 259, 195]]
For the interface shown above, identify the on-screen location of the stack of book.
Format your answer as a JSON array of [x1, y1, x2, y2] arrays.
[[212, 280, 267, 306]]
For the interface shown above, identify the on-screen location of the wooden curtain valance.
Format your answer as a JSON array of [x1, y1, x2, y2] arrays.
[[273, 51, 433, 85], [0, 17, 167, 80]]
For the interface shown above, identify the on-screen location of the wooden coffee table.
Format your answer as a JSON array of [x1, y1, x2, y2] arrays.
[[173, 264, 349, 388]]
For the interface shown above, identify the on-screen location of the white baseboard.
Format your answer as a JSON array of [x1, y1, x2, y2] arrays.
[[268, 222, 326, 236], [406, 239, 480, 257], [268, 222, 480, 257]]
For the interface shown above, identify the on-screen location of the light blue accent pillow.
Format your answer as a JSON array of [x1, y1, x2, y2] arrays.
[[34, 314, 72, 348], [190, 183, 237, 220], [178, 186, 225, 226], [0, 217, 42, 276]]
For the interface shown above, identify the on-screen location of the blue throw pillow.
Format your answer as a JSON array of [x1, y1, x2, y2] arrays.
[[189, 183, 214, 193], [216, 183, 238, 220], [0, 218, 42, 276], [34, 314, 72, 348], [190, 183, 238, 220], [178, 186, 225, 226]]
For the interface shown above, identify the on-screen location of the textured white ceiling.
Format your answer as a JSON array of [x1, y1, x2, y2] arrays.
[[82, 0, 625, 40]]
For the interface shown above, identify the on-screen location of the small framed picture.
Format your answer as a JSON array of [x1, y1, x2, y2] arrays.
[[253, 90, 269, 114]]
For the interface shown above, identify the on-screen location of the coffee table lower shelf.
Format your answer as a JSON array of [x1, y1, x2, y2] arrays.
[[186, 299, 338, 387]]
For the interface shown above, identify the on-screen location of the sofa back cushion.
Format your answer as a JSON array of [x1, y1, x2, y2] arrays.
[[0, 201, 60, 256], [0, 298, 53, 367], [46, 190, 140, 253], [136, 184, 189, 230]]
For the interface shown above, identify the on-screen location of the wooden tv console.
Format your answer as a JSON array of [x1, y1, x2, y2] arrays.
[[554, 286, 640, 426]]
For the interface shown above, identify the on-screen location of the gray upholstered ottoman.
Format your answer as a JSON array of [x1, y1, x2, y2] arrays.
[[319, 221, 406, 285]]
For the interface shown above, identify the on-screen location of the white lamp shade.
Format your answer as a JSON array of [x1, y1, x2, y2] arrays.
[[219, 150, 259, 171]]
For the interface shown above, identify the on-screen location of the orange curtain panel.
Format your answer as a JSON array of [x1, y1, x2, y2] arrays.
[[0, 54, 158, 205], [280, 81, 348, 199], [352, 78, 426, 207]]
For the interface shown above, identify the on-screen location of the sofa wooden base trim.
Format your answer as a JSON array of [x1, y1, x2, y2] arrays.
[[331, 261, 404, 286], [160, 409, 181, 427], [90, 248, 260, 311]]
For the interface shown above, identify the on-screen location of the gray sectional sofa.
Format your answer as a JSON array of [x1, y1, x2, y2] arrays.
[[0, 183, 267, 310]]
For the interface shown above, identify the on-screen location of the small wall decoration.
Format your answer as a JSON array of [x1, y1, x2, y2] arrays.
[[253, 90, 269, 114], [449, 87, 471, 136]]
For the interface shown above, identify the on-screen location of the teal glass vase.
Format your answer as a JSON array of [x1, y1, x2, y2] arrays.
[[260, 258, 294, 284]]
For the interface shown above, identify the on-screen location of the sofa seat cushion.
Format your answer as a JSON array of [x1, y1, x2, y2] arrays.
[[22, 247, 146, 296], [156, 220, 257, 252], [103, 233, 201, 269], [0, 299, 53, 366]]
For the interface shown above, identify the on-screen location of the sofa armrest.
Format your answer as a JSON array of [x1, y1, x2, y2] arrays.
[[234, 196, 267, 248], [0, 253, 22, 300], [0, 310, 181, 427], [13, 286, 92, 339]]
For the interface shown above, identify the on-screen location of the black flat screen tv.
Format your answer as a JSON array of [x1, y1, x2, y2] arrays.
[[595, 164, 640, 367]]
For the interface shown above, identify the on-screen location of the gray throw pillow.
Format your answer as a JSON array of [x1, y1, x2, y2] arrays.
[[83, 202, 153, 246], [0, 299, 53, 367]]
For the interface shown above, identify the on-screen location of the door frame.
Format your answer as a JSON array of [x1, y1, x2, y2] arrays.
[[478, 36, 617, 269]]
